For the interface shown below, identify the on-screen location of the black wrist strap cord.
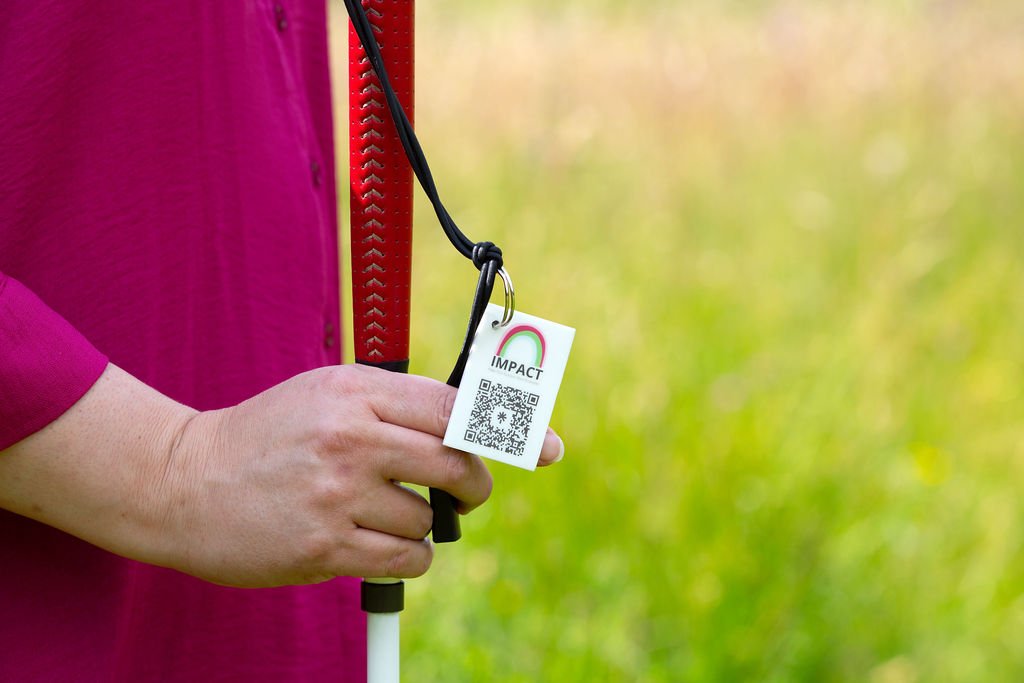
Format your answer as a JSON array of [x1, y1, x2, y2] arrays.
[[345, 0, 506, 542]]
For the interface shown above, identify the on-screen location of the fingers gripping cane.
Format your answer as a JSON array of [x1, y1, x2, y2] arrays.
[[348, 1, 511, 679]]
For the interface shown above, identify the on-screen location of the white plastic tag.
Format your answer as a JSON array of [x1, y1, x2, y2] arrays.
[[443, 304, 575, 471]]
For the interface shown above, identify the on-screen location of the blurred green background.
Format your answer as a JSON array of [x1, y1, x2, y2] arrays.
[[334, 0, 1024, 680]]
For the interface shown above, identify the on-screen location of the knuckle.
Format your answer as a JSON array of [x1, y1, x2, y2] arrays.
[[311, 414, 340, 445], [318, 420, 359, 455], [383, 545, 409, 577], [414, 506, 434, 540], [313, 415, 372, 457], [434, 388, 457, 435], [324, 364, 371, 397], [459, 459, 493, 511], [409, 541, 434, 578], [384, 541, 433, 578], [299, 530, 336, 569], [442, 449, 470, 488], [317, 365, 346, 392], [310, 475, 350, 509]]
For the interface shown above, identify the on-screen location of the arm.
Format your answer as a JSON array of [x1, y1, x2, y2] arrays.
[[0, 272, 564, 587], [1, 363, 565, 588], [0, 362, 472, 586], [0, 363, 195, 570]]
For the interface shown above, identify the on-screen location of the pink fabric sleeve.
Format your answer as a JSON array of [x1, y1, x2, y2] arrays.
[[0, 272, 108, 450]]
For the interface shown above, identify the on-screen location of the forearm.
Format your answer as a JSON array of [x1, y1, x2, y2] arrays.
[[0, 363, 196, 568], [0, 361, 551, 586]]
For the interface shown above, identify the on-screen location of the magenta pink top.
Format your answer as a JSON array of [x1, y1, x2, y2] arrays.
[[0, 1, 365, 679]]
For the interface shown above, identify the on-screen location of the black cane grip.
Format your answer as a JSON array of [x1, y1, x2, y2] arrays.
[[429, 487, 461, 542], [356, 359, 460, 540]]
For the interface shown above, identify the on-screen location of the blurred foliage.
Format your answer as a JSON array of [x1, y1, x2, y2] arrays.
[[335, 0, 1024, 680]]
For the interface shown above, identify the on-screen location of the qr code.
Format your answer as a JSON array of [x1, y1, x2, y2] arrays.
[[464, 379, 540, 457]]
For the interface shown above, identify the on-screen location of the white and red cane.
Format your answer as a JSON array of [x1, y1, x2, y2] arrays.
[[348, 3, 459, 681], [349, 3, 413, 679]]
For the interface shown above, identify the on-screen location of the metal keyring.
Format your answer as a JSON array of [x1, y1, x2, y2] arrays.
[[493, 267, 516, 328]]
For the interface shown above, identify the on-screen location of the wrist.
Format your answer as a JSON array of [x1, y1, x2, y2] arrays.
[[142, 405, 213, 574], [0, 365, 204, 571]]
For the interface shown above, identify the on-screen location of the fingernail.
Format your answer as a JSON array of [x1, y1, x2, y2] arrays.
[[551, 434, 565, 463]]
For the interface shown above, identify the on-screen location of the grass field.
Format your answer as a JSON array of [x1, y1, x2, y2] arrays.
[[335, 1, 1024, 680]]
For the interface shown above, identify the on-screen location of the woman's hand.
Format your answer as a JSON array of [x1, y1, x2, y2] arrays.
[[0, 363, 564, 588]]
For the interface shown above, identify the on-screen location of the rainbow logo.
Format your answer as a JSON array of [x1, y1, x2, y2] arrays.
[[496, 325, 546, 367]]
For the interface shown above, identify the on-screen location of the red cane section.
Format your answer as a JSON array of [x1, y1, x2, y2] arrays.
[[350, 0, 414, 364]]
